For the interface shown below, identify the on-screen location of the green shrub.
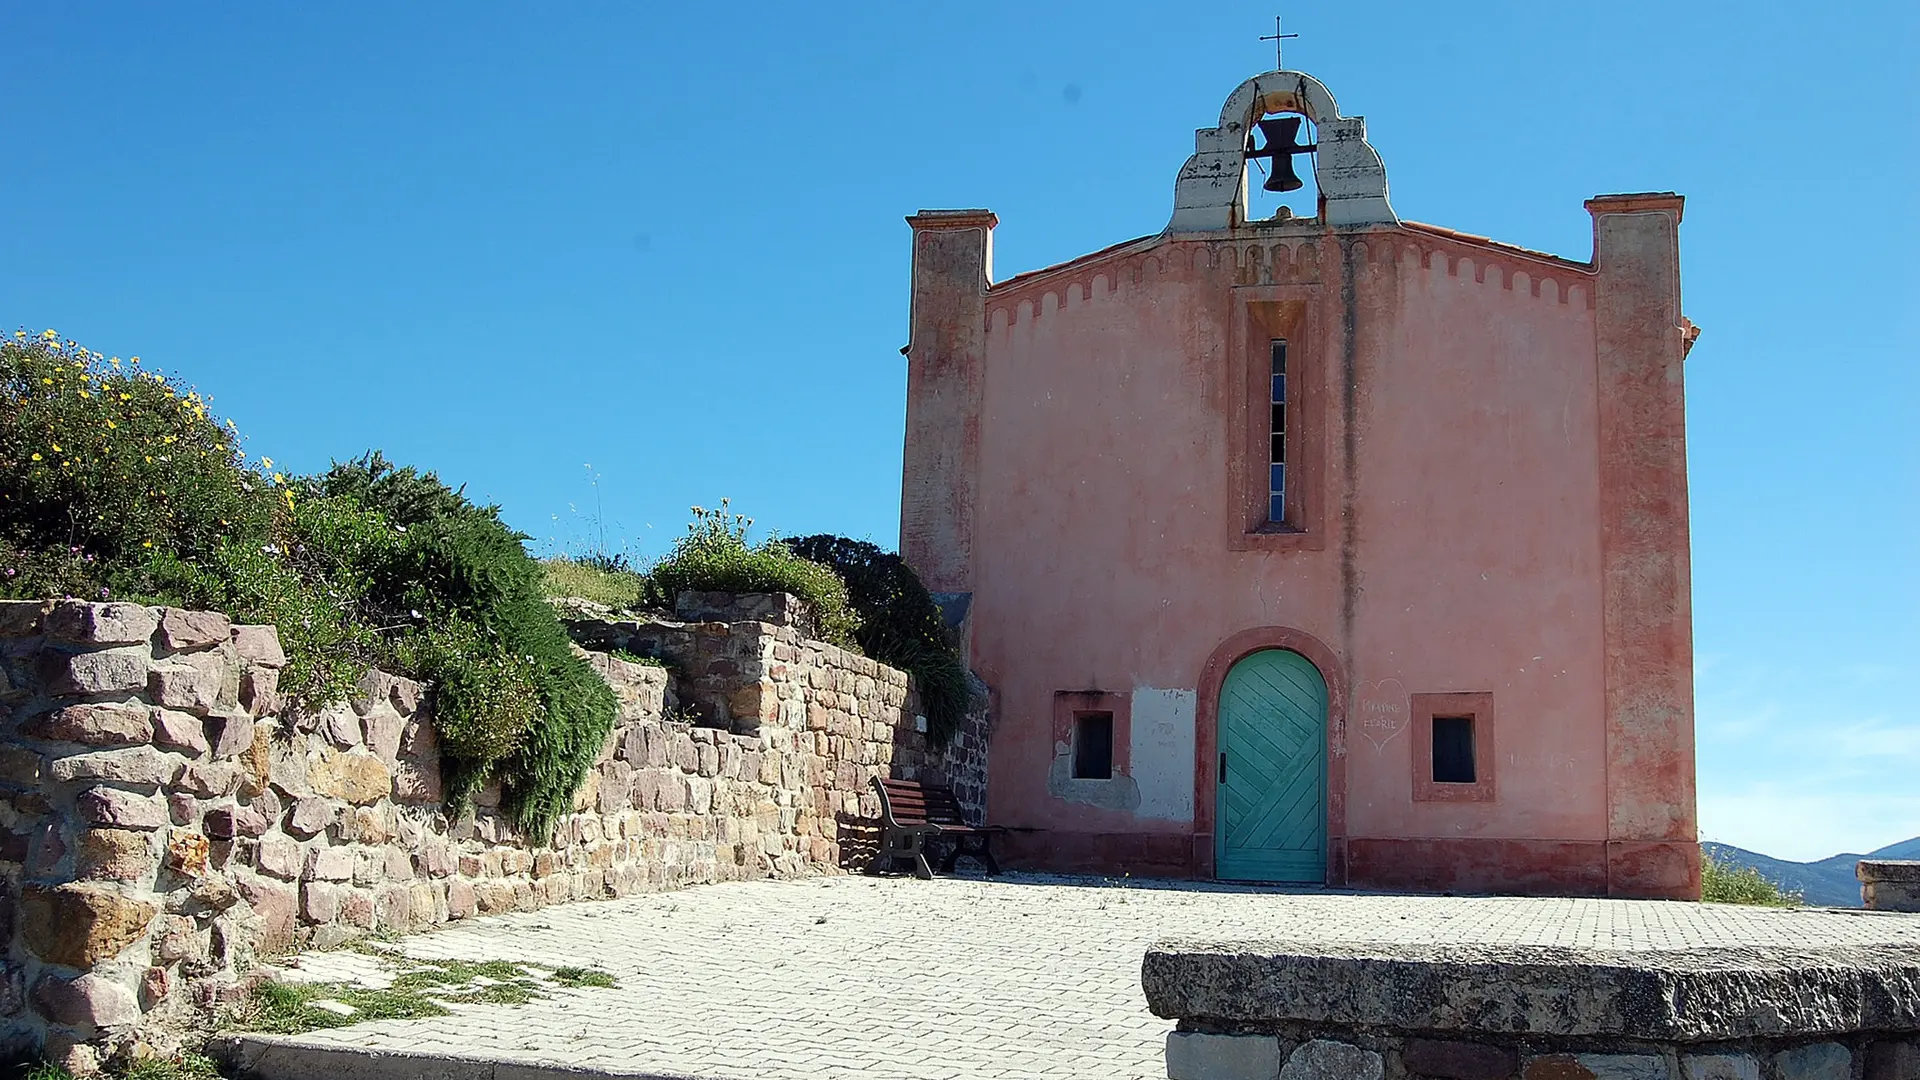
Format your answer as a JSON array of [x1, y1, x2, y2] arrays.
[[782, 535, 971, 745], [643, 501, 859, 646], [1, 332, 274, 599], [314, 455, 616, 841], [2, 331, 619, 844], [1700, 849, 1801, 907]]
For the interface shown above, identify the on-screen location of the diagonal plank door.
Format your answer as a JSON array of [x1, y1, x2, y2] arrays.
[[1215, 648, 1327, 882]]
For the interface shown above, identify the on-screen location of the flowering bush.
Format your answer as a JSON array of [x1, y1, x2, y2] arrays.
[[0, 331, 274, 598], [1, 332, 615, 843], [641, 500, 860, 646]]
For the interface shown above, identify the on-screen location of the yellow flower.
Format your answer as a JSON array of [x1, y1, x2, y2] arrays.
[[142, 540, 153, 549], [51, 443, 61, 452], [106, 419, 117, 429], [30, 453, 42, 461], [260, 456, 273, 468], [109, 357, 121, 367], [40, 329, 57, 340], [41, 378, 52, 385], [78, 389, 91, 399], [272, 472, 285, 485]]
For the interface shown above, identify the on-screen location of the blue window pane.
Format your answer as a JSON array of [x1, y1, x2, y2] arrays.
[[1270, 464, 1285, 492], [1269, 493, 1286, 523], [1271, 374, 1286, 403]]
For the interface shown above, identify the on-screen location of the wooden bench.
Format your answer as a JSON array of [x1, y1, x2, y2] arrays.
[[870, 777, 1003, 879]]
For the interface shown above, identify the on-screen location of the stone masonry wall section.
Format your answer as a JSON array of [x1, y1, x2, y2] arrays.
[[0, 596, 992, 1062]]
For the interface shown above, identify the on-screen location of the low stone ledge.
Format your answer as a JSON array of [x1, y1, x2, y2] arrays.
[[1141, 940, 1920, 1043], [1860, 860, 1920, 914]]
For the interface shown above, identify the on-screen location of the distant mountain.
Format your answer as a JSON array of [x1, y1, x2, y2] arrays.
[[1703, 836, 1920, 908]]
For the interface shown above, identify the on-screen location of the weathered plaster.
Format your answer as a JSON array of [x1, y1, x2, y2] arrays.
[[1130, 689, 1196, 823], [1046, 741, 1142, 812], [901, 69, 1693, 897]]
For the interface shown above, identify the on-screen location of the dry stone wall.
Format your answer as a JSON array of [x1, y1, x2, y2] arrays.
[[0, 596, 991, 1064]]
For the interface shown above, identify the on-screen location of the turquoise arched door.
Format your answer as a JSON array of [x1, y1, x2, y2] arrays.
[[1215, 649, 1328, 882]]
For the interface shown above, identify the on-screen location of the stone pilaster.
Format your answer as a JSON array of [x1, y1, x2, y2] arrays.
[[901, 210, 994, 602], [1586, 192, 1699, 900]]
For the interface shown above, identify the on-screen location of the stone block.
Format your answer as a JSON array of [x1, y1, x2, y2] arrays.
[[1281, 1040, 1383, 1080], [338, 888, 374, 927], [239, 665, 281, 718], [157, 608, 231, 651], [45, 600, 158, 645], [393, 758, 442, 804], [206, 711, 255, 760], [0, 746, 43, 784], [32, 971, 141, 1027], [21, 882, 159, 966], [178, 759, 241, 798], [314, 703, 365, 749], [301, 881, 342, 922], [0, 598, 50, 636], [308, 748, 392, 805], [149, 661, 222, 714], [256, 834, 302, 880], [231, 624, 286, 668], [1403, 1039, 1519, 1080], [47, 645, 152, 695], [50, 745, 180, 787], [74, 828, 162, 883], [30, 701, 153, 746], [363, 704, 405, 765], [1866, 1041, 1920, 1080], [1858, 860, 1920, 913], [78, 786, 167, 829], [1680, 1054, 1759, 1080], [284, 796, 334, 838], [374, 884, 411, 928], [151, 708, 211, 755], [447, 879, 477, 919], [1166, 1033, 1288, 1080], [303, 845, 354, 882], [166, 830, 211, 876], [204, 804, 269, 840], [1773, 1044, 1848, 1080]]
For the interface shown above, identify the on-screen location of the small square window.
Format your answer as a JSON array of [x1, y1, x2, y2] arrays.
[[1073, 712, 1114, 779], [1431, 716, 1476, 783], [1411, 692, 1495, 802]]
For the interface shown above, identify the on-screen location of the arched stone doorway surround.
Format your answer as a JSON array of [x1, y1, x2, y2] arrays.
[[1194, 626, 1348, 884]]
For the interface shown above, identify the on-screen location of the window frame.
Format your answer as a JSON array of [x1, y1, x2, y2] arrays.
[[1228, 287, 1324, 551], [1411, 692, 1497, 803], [1052, 690, 1130, 783]]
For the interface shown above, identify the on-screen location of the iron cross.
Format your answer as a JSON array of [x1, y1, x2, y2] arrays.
[[1259, 16, 1298, 71]]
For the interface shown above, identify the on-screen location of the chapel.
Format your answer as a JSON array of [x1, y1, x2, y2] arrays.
[[898, 67, 1700, 898]]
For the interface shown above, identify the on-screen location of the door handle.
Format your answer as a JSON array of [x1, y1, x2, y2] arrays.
[[1219, 752, 1227, 783]]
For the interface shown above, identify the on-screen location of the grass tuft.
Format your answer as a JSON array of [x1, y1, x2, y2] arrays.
[[1700, 848, 1802, 906]]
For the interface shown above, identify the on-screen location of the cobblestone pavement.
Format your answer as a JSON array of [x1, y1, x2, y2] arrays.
[[247, 874, 1920, 1079]]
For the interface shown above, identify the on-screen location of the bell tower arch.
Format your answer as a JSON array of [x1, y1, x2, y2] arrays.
[[1169, 70, 1396, 231]]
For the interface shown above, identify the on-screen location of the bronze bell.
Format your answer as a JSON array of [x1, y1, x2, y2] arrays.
[[1246, 116, 1316, 193]]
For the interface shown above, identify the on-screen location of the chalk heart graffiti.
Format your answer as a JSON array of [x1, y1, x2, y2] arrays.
[[1355, 678, 1407, 750]]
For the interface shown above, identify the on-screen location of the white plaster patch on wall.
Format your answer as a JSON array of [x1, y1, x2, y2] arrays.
[[1131, 688, 1197, 822]]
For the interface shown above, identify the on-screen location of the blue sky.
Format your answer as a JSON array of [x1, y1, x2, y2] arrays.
[[4, 2, 1913, 861]]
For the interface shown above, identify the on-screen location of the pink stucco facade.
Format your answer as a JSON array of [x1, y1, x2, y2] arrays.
[[899, 75, 1698, 899]]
